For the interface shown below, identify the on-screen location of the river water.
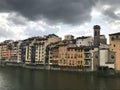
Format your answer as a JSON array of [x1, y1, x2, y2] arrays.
[[0, 67, 120, 90]]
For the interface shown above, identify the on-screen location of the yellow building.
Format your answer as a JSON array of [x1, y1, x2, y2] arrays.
[[77, 47, 84, 67], [109, 32, 120, 71]]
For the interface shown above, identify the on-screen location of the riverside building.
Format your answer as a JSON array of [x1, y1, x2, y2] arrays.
[[25, 34, 61, 65], [0, 25, 117, 72], [109, 32, 120, 71]]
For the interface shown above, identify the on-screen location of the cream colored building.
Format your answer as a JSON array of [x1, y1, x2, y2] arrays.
[[99, 49, 115, 69], [109, 32, 120, 71], [25, 34, 61, 64], [25, 37, 37, 64], [10, 41, 22, 63]]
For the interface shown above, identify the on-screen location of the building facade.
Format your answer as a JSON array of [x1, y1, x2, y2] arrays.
[[10, 41, 22, 63], [76, 36, 94, 47], [109, 32, 120, 71], [94, 25, 100, 46], [100, 35, 107, 44], [25, 34, 61, 65], [64, 35, 74, 41]]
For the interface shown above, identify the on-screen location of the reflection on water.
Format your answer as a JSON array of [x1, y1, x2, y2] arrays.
[[0, 67, 120, 90]]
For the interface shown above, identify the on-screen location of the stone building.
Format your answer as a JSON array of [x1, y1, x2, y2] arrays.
[[94, 25, 100, 46], [64, 35, 74, 41], [94, 49, 115, 70], [93, 25, 107, 46], [109, 32, 120, 71], [100, 35, 107, 45], [76, 36, 94, 47]]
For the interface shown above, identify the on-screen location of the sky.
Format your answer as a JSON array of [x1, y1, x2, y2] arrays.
[[0, 0, 120, 43]]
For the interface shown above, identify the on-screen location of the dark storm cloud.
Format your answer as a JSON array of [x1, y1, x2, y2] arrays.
[[103, 8, 120, 20], [0, 0, 97, 25]]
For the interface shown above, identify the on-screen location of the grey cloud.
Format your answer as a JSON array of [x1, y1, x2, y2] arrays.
[[103, 7, 120, 20], [0, 27, 14, 38], [97, 0, 120, 21], [25, 25, 59, 37], [7, 13, 28, 25], [0, 0, 97, 25]]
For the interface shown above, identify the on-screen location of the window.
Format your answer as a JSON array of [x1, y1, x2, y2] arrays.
[[85, 61, 89, 65], [78, 61, 80, 64], [81, 54, 83, 58], [111, 55, 114, 59], [67, 54, 69, 58], [74, 54, 77, 58], [71, 60, 74, 65], [114, 44, 116, 47], [95, 55, 98, 59], [81, 61, 83, 64], [71, 54, 73, 58], [78, 54, 80, 58], [116, 36, 119, 38], [111, 37, 114, 40], [60, 60, 62, 64], [63, 60, 66, 64]]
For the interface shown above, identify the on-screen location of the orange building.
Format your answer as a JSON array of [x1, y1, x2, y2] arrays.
[[49, 41, 85, 67], [57, 43, 78, 67], [58, 44, 68, 66], [109, 32, 120, 71], [67, 47, 77, 66], [6, 44, 12, 60], [49, 45, 59, 65]]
